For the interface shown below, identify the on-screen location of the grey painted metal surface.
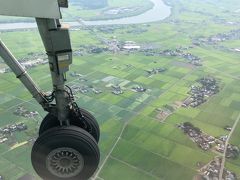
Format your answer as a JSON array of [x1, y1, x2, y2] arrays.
[[0, 0, 72, 123], [0, 1, 100, 178], [0, 0, 61, 19], [36, 18, 72, 124]]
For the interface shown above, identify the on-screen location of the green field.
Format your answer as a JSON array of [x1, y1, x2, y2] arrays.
[[0, 0, 240, 179], [0, 0, 154, 23]]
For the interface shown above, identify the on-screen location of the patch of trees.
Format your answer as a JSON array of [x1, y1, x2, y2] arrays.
[[183, 122, 201, 134]]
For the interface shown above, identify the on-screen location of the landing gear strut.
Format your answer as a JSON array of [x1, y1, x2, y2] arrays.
[[0, 1, 100, 179]]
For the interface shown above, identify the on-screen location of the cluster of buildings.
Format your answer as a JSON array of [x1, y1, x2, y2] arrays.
[[179, 122, 240, 159], [73, 48, 84, 56], [155, 107, 173, 122], [72, 39, 141, 55], [0, 123, 27, 144], [182, 77, 219, 108], [146, 67, 167, 77], [14, 106, 39, 118], [122, 41, 141, 51], [72, 45, 108, 56], [141, 47, 203, 66], [95, 25, 148, 35], [194, 29, 240, 45], [213, 17, 240, 26], [162, 49, 202, 66], [200, 157, 237, 180], [92, 88, 103, 94], [112, 85, 123, 95], [71, 85, 89, 94], [71, 85, 102, 95], [178, 122, 215, 151], [107, 39, 141, 52], [19, 52, 46, 61], [107, 38, 120, 53], [0, 54, 48, 74], [226, 145, 240, 159], [70, 76, 146, 97], [234, 48, 240, 52], [131, 85, 146, 93], [215, 142, 240, 159], [107, 40, 143, 52], [182, 53, 202, 66], [20, 58, 48, 69], [70, 72, 84, 78], [224, 125, 232, 131]]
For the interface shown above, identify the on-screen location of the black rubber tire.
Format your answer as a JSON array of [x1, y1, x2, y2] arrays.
[[39, 108, 100, 142], [31, 126, 100, 180]]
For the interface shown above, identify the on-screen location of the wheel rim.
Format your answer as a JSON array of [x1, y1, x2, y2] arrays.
[[46, 147, 84, 178]]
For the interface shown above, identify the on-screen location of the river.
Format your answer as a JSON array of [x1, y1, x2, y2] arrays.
[[0, 0, 171, 30]]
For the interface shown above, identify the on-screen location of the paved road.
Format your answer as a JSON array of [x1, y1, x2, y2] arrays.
[[92, 122, 128, 180], [219, 113, 240, 179], [92, 68, 197, 179]]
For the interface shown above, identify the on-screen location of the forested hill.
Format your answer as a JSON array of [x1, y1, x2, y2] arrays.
[[70, 0, 108, 9]]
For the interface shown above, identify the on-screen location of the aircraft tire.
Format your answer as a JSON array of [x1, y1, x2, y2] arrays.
[[31, 126, 100, 180], [39, 108, 100, 142]]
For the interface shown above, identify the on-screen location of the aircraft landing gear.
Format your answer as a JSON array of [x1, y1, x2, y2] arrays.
[[31, 126, 100, 180], [39, 107, 100, 142], [0, 12, 101, 180]]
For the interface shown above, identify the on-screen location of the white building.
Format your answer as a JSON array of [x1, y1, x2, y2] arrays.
[[123, 41, 141, 50]]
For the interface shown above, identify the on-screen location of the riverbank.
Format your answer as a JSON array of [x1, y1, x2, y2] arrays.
[[82, 1, 154, 21], [82, 0, 171, 26], [0, 0, 154, 24], [0, 0, 171, 31]]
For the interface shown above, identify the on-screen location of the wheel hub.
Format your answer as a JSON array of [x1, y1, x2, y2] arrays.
[[46, 147, 84, 178]]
